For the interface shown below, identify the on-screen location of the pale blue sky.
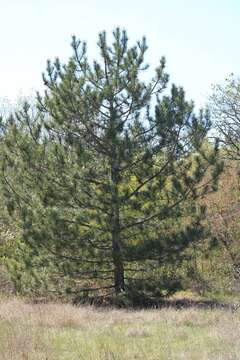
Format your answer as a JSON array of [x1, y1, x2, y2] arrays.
[[0, 0, 239, 108]]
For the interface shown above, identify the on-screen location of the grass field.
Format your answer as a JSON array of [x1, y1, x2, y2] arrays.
[[0, 297, 239, 360]]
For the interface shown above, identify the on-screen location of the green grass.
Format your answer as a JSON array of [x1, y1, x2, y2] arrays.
[[0, 297, 239, 359]]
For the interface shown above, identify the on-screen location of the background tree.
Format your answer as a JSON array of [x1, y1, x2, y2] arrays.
[[2, 29, 222, 300], [207, 164, 240, 286], [211, 74, 240, 161], [208, 75, 240, 295]]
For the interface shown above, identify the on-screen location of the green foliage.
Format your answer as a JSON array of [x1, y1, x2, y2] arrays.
[[1, 29, 222, 300]]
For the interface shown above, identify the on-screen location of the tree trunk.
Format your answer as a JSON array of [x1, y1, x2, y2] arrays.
[[111, 164, 125, 293], [112, 230, 125, 293], [110, 114, 125, 294]]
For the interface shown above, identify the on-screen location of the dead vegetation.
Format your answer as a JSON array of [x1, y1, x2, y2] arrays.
[[0, 297, 239, 359]]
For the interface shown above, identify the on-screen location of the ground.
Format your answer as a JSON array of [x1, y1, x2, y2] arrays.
[[0, 297, 239, 360]]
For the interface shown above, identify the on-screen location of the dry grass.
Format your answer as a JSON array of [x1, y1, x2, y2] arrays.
[[0, 297, 239, 359]]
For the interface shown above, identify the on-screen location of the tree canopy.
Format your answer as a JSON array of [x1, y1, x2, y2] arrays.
[[1, 29, 222, 301], [211, 75, 240, 161]]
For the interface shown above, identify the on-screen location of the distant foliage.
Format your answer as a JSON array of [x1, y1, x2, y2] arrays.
[[211, 75, 240, 161]]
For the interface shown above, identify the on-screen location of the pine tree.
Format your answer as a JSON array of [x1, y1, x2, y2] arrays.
[[2, 29, 222, 299]]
